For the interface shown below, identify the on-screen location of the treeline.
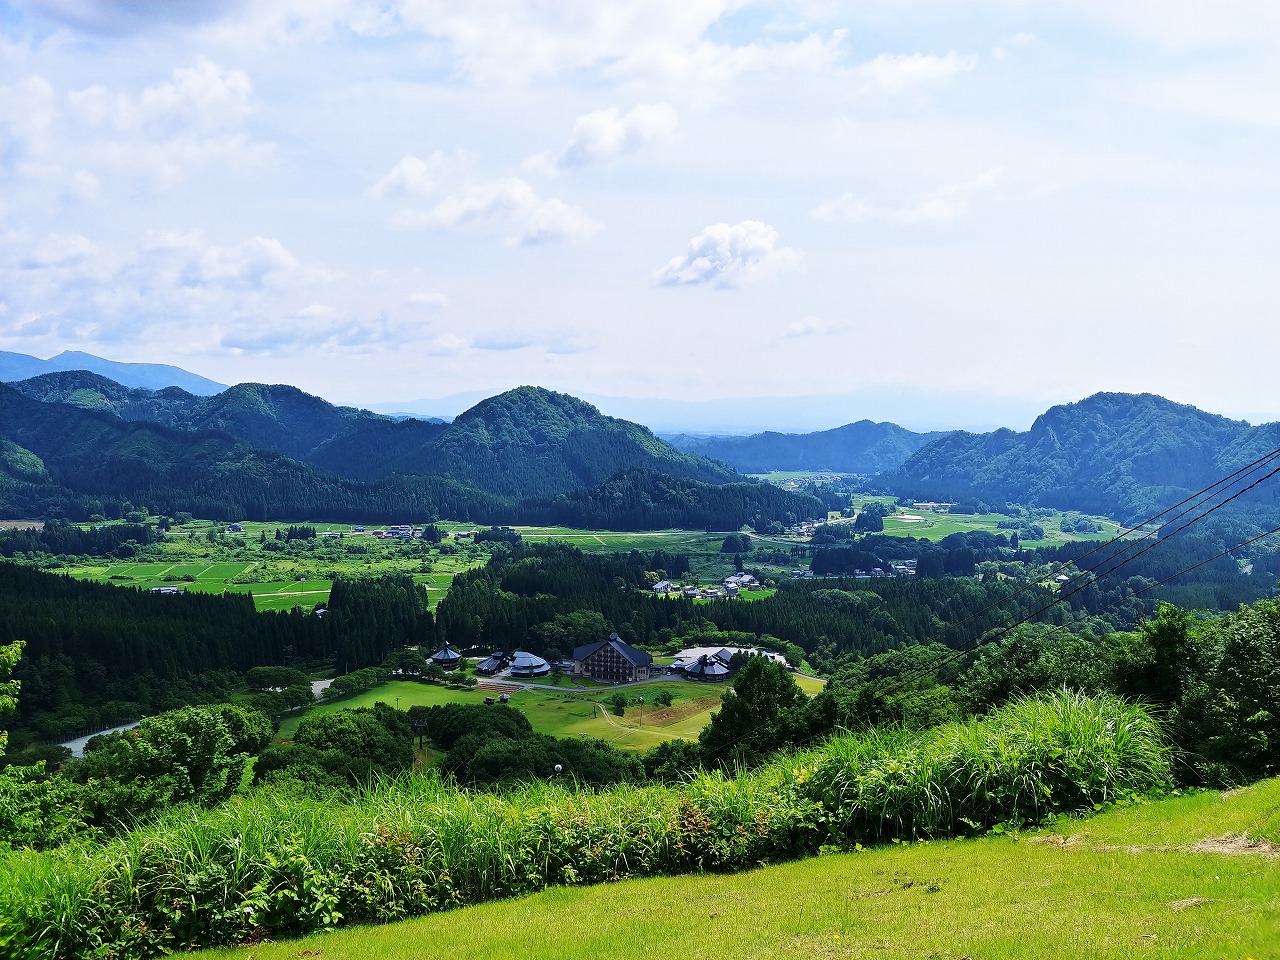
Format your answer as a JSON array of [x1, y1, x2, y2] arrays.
[[811, 530, 1009, 578], [0, 565, 430, 742], [518, 469, 824, 531], [0, 520, 158, 559], [811, 526, 1278, 617]]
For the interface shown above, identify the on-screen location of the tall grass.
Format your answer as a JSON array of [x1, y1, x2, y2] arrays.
[[0, 691, 1170, 959]]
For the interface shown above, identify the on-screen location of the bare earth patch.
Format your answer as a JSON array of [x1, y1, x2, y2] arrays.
[[1169, 897, 1209, 912], [1191, 834, 1279, 856], [642, 695, 721, 727]]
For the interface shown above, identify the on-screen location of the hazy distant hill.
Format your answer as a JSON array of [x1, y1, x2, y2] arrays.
[[0, 350, 225, 395], [667, 420, 947, 475], [886, 392, 1280, 521]]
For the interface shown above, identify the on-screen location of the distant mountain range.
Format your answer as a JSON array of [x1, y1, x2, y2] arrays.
[[371, 388, 1054, 434], [665, 421, 947, 475], [0, 350, 226, 395], [3, 353, 1278, 533]]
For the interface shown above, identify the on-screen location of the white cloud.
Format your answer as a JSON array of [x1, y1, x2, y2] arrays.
[[557, 102, 678, 169], [69, 58, 253, 135], [654, 220, 799, 287], [387, 1, 849, 95], [853, 51, 977, 93], [784, 316, 850, 338], [378, 165, 602, 245], [0, 75, 55, 166], [813, 169, 1003, 225], [18, 232, 99, 269], [370, 153, 450, 200], [423, 332, 470, 356], [405, 290, 448, 308], [62, 169, 100, 203], [61, 59, 267, 188], [144, 231, 300, 290]]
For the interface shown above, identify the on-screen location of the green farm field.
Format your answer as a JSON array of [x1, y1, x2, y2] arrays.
[[60, 554, 479, 612], [195, 777, 1280, 960]]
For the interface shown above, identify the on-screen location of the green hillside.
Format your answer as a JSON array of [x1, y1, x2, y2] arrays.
[[195, 778, 1280, 960]]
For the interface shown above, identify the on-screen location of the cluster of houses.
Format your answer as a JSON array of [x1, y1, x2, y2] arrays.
[[651, 572, 763, 600], [791, 559, 918, 579]]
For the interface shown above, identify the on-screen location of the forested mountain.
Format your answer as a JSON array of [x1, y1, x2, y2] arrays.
[[9, 372, 398, 463], [9, 376, 736, 498], [0, 382, 820, 529], [0, 381, 506, 521], [886, 393, 1280, 523], [667, 420, 946, 474], [401, 387, 737, 498]]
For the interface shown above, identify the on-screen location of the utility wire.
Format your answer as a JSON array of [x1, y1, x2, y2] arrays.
[[879, 519, 1280, 716], [829, 446, 1280, 684], [873, 457, 1280, 698]]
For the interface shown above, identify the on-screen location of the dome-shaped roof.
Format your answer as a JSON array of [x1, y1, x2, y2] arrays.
[[508, 650, 550, 676], [684, 654, 730, 680]]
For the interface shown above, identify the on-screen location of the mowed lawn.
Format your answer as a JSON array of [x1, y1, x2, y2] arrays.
[[196, 778, 1280, 960], [276, 677, 749, 750]]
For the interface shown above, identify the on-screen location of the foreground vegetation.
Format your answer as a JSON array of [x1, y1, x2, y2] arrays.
[[0, 691, 1170, 957], [194, 776, 1280, 960]]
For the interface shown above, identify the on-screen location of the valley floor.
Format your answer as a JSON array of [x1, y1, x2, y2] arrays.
[[197, 779, 1280, 960]]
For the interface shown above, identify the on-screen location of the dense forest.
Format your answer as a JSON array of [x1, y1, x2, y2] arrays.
[[0, 566, 432, 744]]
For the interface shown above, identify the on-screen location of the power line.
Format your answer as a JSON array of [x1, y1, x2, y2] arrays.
[[877, 519, 1280, 718], [873, 455, 1280, 698], [831, 446, 1280, 685]]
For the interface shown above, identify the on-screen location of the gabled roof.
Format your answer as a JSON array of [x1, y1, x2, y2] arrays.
[[572, 632, 653, 667]]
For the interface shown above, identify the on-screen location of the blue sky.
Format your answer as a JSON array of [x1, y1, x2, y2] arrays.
[[2, 1, 1278, 425]]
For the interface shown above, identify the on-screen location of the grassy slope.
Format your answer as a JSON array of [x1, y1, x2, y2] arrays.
[[199, 779, 1280, 960]]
